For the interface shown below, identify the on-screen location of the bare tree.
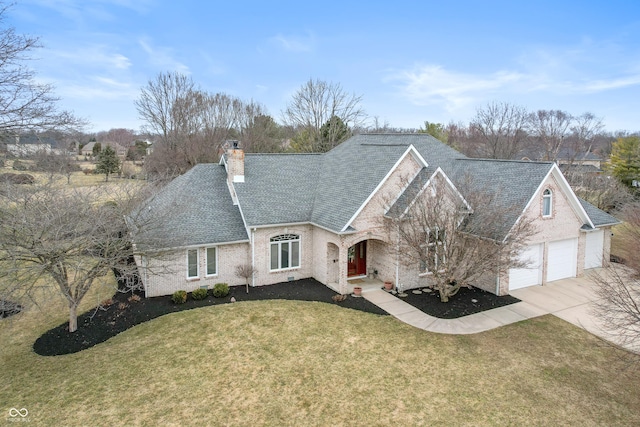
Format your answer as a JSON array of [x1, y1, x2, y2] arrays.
[[0, 184, 129, 332], [282, 78, 366, 152], [591, 267, 640, 354], [31, 150, 81, 184], [470, 101, 530, 159], [566, 113, 604, 163], [564, 168, 634, 213], [0, 3, 84, 134], [135, 71, 196, 147], [0, 181, 176, 332], [136, 72, 268, 176], [590, 202, 640, 353], [235, 264, 256, 294], [388, 172, 534, 302], [528, 109, 572, 161]]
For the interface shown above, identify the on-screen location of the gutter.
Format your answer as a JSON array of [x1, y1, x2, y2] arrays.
[[251, 228, 256, 287], [395, 221, 400, 290]]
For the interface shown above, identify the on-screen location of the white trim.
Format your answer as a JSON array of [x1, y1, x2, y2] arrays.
[[186, 248, 199, 280], [269, 234, 301, 272], [247, 221, 310, 230], [389, 167, 471, 219], [205, 246, 218, 277], [341, 144, 428, 232], [507, 164, 594, 242], [251, 228, 256, 287], [384, 164, 424, 213], [542, 188, 553, 217]]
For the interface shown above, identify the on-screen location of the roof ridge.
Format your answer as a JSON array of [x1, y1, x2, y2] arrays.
[[456, 158, 554, 165], [244, 152, 323, 156]]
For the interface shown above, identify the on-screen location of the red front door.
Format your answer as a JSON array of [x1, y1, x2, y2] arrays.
[[347, 241, 367, 277]]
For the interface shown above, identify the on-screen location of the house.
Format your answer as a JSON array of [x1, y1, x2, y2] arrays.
[[81, 141, 129, 158], [132, 134, 619, 298], [4, 134, 57, 157]]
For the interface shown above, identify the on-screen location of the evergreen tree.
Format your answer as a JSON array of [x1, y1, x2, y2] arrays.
[[609, 135, 640, 187], [95, 146, 120, 182]]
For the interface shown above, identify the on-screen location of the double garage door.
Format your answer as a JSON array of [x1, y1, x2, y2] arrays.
[[509, 238, 579, 290]]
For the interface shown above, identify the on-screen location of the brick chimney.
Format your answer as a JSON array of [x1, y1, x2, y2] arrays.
[[226, 140, 244, 183]]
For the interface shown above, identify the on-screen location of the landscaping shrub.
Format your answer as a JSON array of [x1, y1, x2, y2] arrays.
[[191, 288, 208, 300], [12, 159, 27, 171], [172, 290, 188, 304], [0, 173, 35, 184], [212, 283, 229, 298]]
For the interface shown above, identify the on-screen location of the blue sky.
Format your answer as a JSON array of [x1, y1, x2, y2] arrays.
[[8, 0, 640, 133]]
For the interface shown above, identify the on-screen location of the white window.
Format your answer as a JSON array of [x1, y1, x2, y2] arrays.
[[420, 228, 446, 273], [270, 234, 300, 271], [206, 247, 217, 276], [187, 249, 199, 279], [542, 189, 552, 217]]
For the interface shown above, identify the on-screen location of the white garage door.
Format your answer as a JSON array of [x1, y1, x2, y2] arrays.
[[509, 244, 543, 290], [584, 230, 605, 269], [547, 238, 578, 282]]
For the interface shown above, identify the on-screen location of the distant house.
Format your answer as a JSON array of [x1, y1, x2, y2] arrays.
[[81, 141, 129, 158], [131, 134, 620, 299], [4, 134, 58, 157]]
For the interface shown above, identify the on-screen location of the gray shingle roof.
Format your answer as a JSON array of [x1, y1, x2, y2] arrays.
[[578, 198, 621, 227], [235, 154, 322, 226], [443, 158, 554, 239], [132, 164, 248, 250], [139, 133, 619, 248]]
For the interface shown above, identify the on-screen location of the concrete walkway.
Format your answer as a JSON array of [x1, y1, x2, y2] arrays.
[[360, 271, 639, 353]]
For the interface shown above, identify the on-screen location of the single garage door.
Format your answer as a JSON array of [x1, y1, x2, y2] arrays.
[[584, 230, 605, 269], [547, 238, 578, 282], [509, 244, 543, 290]]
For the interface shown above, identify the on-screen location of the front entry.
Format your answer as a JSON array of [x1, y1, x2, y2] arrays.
[[347, 241, 367, 277]]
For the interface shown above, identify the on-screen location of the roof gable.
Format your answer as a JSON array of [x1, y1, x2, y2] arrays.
[[521, 163, 594, 229], [132, 164, 248, 250], [341, 144, 428, 232]]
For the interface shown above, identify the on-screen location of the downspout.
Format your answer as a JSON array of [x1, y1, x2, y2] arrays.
[[395, 221, 400, 290], [142, 256, 148, 298], [251, 228, 256, 287]]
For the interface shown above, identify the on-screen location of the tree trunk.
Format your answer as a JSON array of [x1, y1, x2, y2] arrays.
[[69, 304, 78, 333], [438, 290, 449, 303]]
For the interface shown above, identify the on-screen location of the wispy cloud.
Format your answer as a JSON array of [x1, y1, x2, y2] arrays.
[[50, 46, 132, 71], [388, 65, 526, 111], [139, 38, 190, 74], [59, 80, 137, 101], [388, 43, 640, 113], [22, 0, 152, 22], [269, 33, 314, 53]]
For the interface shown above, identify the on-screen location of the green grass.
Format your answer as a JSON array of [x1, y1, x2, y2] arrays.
[[1, 295, 639, 426]]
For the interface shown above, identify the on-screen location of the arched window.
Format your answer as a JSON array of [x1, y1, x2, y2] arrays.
[[270, 234, 300, 271], [542, 189, 552, 217]]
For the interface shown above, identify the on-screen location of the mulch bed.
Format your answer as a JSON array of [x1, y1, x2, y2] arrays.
[[32, 278, 519, 357], [33, 278, 387, 357], [398, 285, 520, 319]]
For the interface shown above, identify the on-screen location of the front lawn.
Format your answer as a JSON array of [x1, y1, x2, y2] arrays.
[[1, 292, 639, 426]]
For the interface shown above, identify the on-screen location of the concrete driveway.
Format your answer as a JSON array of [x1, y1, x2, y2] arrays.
[[509, 270, 639, 354]]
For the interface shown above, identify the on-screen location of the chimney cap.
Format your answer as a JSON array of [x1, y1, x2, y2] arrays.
[[231, 140, 239, 149]]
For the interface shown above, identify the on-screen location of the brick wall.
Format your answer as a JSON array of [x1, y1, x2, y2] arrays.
[[139, 243, 250, 297]]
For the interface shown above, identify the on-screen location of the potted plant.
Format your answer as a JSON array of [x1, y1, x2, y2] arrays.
[[384, 281, 393, 291], [353, 286, 362, 296]]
